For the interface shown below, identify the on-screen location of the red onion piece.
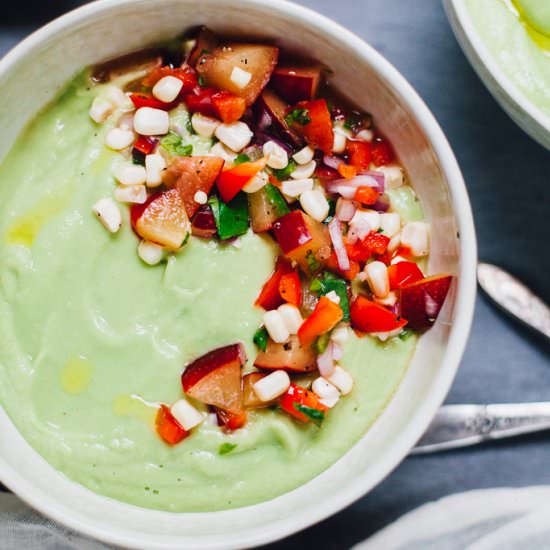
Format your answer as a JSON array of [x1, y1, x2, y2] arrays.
[[335, 198, 357, 222], [323, 154, 344, 170], [361, 170, 385, 192], [328, 217, 350, 271], [317, 344, 335, 377], [325, 183, 357, 199], [254, 131, 294, 153], [373, 194, 390, 212]]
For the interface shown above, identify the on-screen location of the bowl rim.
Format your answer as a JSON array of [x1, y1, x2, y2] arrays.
[[445, 0, 550, 143], [0, 0, 477, 547]]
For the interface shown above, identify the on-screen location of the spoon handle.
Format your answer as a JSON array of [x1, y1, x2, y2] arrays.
[[411, 402, 550, 454], [477, 262, 550, 339]]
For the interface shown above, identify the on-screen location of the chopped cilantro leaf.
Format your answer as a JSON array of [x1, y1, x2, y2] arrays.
[[309, 279, 323, 293], [197, 75, 205, 87], [285, 108, 311, 126], [377, 227, 385, 234], [398, 329, 413, 341], [219, 443, 237, 455], [305, 251, 321, 273], [234, 153, 251, 166], [294, 403, 325, 426], [272, 160, 296, 181], [160, 132, 193, 157], [253, 326, 269, 352], [314, 333, 330, 354]]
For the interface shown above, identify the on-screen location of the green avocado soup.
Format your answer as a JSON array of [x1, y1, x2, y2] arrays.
[[466, 0, 550, 116], [0, 73, 419, 512]]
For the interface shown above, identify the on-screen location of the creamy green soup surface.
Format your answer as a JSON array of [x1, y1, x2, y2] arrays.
[[466, 0, 550, 115], [0, 72, 424, 512]]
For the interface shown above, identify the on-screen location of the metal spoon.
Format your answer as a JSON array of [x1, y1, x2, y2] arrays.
[[412, 263, 550, 454]]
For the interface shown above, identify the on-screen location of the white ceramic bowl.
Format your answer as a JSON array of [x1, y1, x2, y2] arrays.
[[0, 1, 476, 548], [445, 0, 550, 150]]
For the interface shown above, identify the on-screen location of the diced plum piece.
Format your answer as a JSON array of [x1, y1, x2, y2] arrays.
[[195, 43, 279, 106], [92, 49, 162, 83], [270, 64, 323, 103], [399, 274, 452, 330], [181, 343, 245, 414], [191, 204, 217, 239], [187, 26, 219, 66], [273, 210, 331, 274], [163, 156, 224, 218], [134, 189, 190, 251], [243, 372, 272, 408], [257, 89, 304, 146], [254, 335, 317, 373]]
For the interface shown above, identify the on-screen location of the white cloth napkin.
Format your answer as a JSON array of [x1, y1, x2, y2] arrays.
[[0, 493, 113, 550], [355, 486, 550, 550], [2, 486, 550, 549]]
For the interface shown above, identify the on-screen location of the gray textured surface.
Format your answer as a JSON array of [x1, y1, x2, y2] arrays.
[[1, 1, 549, 548]]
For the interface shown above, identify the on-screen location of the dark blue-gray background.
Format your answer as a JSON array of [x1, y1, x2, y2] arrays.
[[1, 1, 549, 548]]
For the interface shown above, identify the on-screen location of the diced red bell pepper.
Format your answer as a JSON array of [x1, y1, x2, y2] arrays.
[[156, 405, 189, 445], [337, 163, 358, 179], [211, 91, 247, 124], [278, 271, 302, 307], [371, 138, 394, 166], [216, 408, 248, 431], [354, 186, 379, 206], [142, 65, 198, 92], [350, 295, 407, 333], [216, 159, 266, 203], [129, 93, 178, 111], [298, 296, 343, 346], [280, 384, 327, 423], [347, 141, 372, 169], [326, 252, 360, 281], [388, 261, 424, 290], [184, 87, 246, 123], [364, 232, 390, 255], [290, 99, 334, 154], [183, 87, 218, 119], [255, 257, 293, 310], [133, 135, 156, 155], [346, 232, 390, 262]]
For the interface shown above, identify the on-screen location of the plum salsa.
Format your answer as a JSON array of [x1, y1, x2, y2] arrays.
[[88, 27, 452, 445]]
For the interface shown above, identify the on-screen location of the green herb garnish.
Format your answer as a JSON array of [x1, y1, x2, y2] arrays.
[[305, 251, 321, 273], [398, 329, 414, 341], [160, 132, 193, 157], [310, 272, 350, 321], [294, 403, 325, 426], [314, 333, 331, 354], [234, 153, 251, 166], [197, 75, 205, 87], [377, 227, 385, 234], [253, 326, 269, 352], [272, 160, 296, 181], [285, 108, 311, 126], [208, 193, 249, 241], [219, 443, 237, 455]]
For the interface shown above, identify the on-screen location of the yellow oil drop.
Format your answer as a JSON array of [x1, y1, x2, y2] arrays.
[[113, 394, 158, 426], [6, 194, 69, 247], [511, 0, 550, 53], [61, 356, 93, 395]]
